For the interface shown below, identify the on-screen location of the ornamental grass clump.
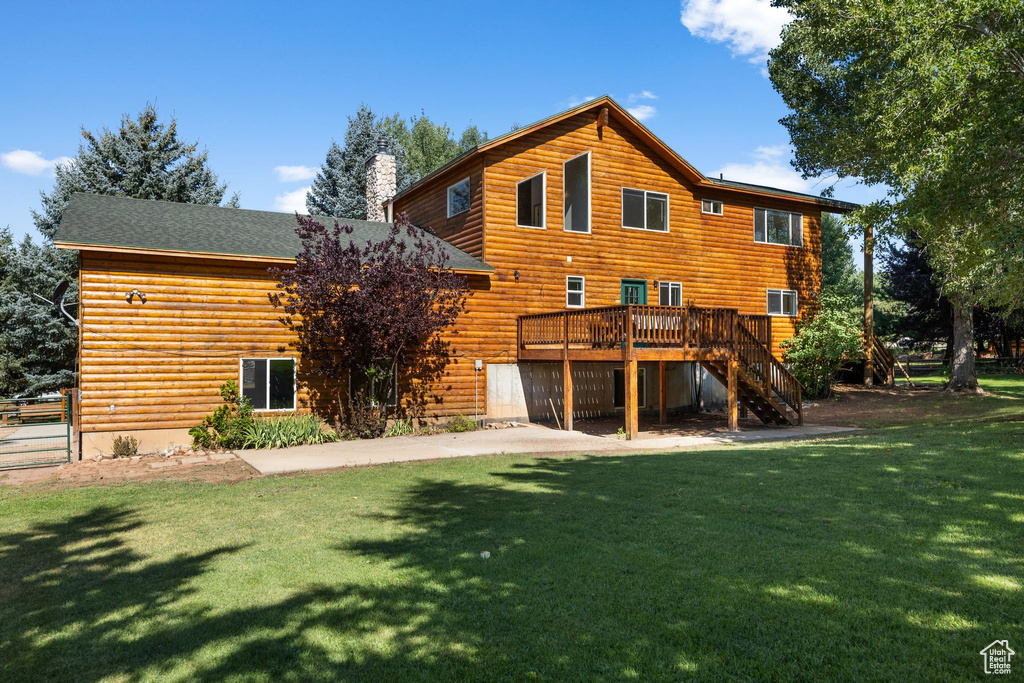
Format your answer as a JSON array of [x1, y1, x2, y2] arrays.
[[241, 414, 338, 449]]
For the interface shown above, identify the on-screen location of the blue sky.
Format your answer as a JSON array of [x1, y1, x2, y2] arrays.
[[1, 0, 883, 246]]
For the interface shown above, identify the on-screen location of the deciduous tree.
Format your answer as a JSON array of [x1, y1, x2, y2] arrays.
[[271, 213, 468, 435]]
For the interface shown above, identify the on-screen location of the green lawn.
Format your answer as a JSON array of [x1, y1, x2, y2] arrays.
[[2, 377, 1023, 681]]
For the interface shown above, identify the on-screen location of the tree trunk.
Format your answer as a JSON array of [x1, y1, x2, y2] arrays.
[[948, 297, 979, 392]]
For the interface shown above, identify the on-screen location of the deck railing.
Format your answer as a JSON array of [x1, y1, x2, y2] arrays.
[[519, 305, 747, 350]]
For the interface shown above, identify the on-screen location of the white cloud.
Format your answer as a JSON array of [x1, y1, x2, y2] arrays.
[[627, 104, 658, 121], [274, 165, 317, 182], [680, 0, 791, 67], [627, 90, 658, 103], [273, 186, 310, 213], [567, 94, 597, 107], [1, 149, 73, 176], [713, 145, 810, 192]]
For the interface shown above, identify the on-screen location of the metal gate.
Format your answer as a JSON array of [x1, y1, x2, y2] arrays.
[[0, 395, 72, 469]]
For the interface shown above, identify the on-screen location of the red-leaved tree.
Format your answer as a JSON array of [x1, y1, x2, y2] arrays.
[[270, 213, 467, 435]]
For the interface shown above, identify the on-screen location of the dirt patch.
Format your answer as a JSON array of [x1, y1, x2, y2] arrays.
[[801, 383, 979, 428], [0, 451, 258, 489]]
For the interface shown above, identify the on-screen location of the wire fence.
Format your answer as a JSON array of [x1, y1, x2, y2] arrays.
[[0, 395, 71, 469]]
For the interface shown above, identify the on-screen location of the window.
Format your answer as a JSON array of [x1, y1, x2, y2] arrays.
[[659, 281, 682, 306], [447, 177, 471, 218], [622, 188, 668, 232], [563, 152, 590, 233], [620, 279, 647, 305], [767, 289, 798, 317], [566, 276, 585, 308], [613, 367, 647, 409], [702, 198, 723, 215], [516, 172, 545, 228], [754, 208, 803, 246], [241, 358, 296, 411]]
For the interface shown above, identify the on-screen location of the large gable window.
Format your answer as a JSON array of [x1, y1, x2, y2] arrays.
[[517, 172, 545, 228], [563, 152, 590, 233], [622, 188, 668, 232], [447, 177, 471, 218], [241, 358, 296, 411], [767, 289, 798, 317], [755, 208, 803, 246]]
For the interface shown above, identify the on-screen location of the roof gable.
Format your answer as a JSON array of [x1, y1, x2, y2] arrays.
[[391, 96, 858, 213]]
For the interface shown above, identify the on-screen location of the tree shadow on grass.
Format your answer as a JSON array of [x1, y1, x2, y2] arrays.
[[2, 421, 1022, 679]]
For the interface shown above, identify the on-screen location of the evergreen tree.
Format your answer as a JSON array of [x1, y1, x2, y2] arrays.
[[33, 104, 236, 241], [305, 105, 410, 219], [0, 228, 77, 395], [820, 213, 859, 304], [307, 106, 488, 219], [1, 105, 235, 396]]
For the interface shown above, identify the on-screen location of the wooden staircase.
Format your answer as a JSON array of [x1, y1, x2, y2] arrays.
[[868, 333, 895, 386], [702, 323, 803, 426]]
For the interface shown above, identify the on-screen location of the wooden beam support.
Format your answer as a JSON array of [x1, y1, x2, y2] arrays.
[[658, 360, 667, 425], [625, 357, 639, 440], [563, 358, 573, 431], [727, 358, 739, 431]]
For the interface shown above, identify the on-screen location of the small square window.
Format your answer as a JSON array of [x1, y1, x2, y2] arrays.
[[702, 199, 723, 215], [447, 177, 471, 218], [241, 358, 296, 411], [659, 281, 682, 306], [767, 289, 798, 317], [566, 276, 585, 308]]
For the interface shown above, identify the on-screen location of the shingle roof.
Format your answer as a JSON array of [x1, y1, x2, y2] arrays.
[[53, 193, 493, 272]]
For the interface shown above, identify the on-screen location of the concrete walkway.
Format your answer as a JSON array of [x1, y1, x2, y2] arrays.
[[238, 423, 857, 475]]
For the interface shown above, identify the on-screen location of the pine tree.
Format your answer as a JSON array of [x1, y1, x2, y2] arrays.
[[0, 228, 77, 395], [1, 105, 235, 396], [305, 105, 410, 219], [33, 104, 236, 241]]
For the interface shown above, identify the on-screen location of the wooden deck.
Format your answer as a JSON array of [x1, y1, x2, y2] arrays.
[[517, 305, 801, 438]]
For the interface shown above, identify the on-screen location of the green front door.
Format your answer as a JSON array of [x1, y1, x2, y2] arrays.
[[620, 279, 647, 305]]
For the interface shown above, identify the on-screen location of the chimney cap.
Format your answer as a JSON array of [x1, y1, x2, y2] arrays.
[[377, 139, 388, 154]]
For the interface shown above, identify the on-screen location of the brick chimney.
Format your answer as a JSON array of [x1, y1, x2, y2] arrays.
[[365, 139, 396, 222]]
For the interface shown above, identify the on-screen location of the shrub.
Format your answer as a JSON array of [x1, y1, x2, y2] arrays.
[[445, 414, 478, 433], [383, 418, 414, 438], [241, 414, 338, 449], [110, 434, 138, 458], [343, 389, 386, 439], [189, 380, 255, 450], [781, 293, 864, 399]]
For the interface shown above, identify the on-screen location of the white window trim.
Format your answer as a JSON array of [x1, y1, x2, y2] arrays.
[[516, 171, 546, 229], [566, 275, 585, 309], [446, 176, 471, 218], [754, 207, 804, 247], [658, 281, 682, 306], [766, 289, 799, 317], [563, 151, 592, 234], [701, 198, 724, 216], [614, 367, 647, 409], [239, 357, 297, 412], [621, 187, 670, 233]]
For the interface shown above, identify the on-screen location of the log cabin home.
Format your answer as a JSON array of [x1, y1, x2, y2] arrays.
[[55, 96, 858, 456]]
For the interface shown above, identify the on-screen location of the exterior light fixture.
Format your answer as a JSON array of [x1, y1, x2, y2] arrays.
[[126, 289, 147, 304], [513, 270, 520, 283]]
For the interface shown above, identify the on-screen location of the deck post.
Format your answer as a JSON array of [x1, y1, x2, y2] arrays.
[[625, 357, 639, 440], [658, 360, 667, 425], [562, 313, 572, 430], [727, 357, 739, 431]]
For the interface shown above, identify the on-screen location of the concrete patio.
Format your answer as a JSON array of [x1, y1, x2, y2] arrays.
[[237, 422, 857, 475]]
